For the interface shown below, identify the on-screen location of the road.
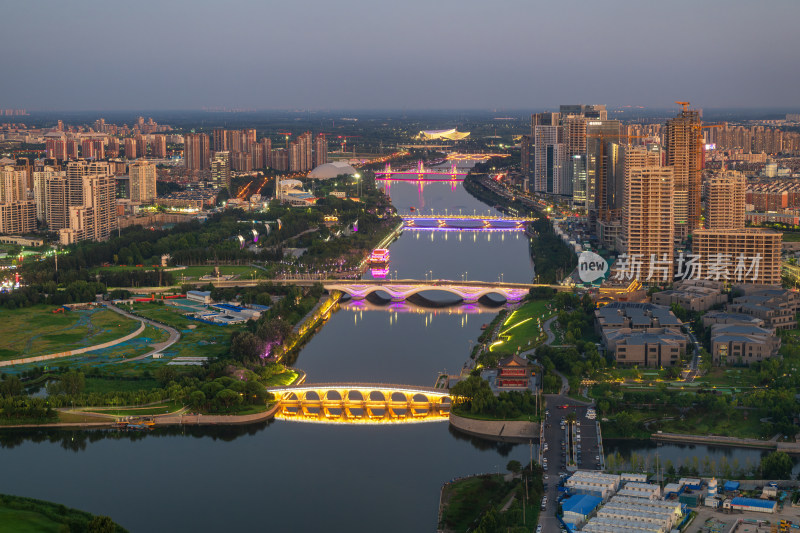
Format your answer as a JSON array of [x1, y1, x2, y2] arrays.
[[539, 394, 599, 533], [104, 303, 180, 362]]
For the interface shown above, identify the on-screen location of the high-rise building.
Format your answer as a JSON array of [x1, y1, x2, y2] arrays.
[[585, 120, 622, 220], [107, 137, 120, 158], [128, 160, 157, 203], [706, 170, 746, 230], [54, 162, 116, 244], [124, 137, 137, 159], [562, 115, 587, 204], [211, 152, 231, 190], [0, 200, 35, 234], [261, 138, 272, 168], [289, 141, 302, 172], [0, 166, 27, 203], [533, 120, 565, 195], [520, 135, 533, 177], [135, 135, 147, 158], [46, 138, 67, 160], [150, 135, 167, 158], [231, 151, 252, 172], [272, 148, 288, 172], [665, 108, 702, 240], [66, 140, 78, 160], [251, 144, 264, 170], [314, 134, 328, 167], [243, 129, 256, 152], [33, 166, 62, 222], [184, 133, 210, 170], [620, 146, 674, 282], [212, 128, 228, 152], [692, 229, 782, 285]]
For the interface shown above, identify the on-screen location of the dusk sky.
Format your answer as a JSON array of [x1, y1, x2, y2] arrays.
[[4, 0, 799, 111]]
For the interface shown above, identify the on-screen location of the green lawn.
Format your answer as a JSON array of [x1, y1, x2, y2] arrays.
[[453, 407, 540, 423], [0, 494, 126, 533], [264, 369, 299, 387], [496, 300, 551, 352], [0, 507, 64, 533], [79, 400, 184, 417], [653, 409, 767, 439], [0, 305, 141, 360], [127, 303, 234, 359]]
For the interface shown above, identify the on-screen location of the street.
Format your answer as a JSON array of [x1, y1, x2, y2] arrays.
[[538, 394, 600, 533]]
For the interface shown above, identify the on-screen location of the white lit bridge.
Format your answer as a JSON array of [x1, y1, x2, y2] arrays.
[[401, 214, 535, 231], [267, 383, 452, 424]]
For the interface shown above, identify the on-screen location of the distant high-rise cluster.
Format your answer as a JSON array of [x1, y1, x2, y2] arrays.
[[523, 103, 784, 286]]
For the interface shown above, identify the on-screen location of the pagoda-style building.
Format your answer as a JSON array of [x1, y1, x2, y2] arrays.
[[496, 354, 531, 389]]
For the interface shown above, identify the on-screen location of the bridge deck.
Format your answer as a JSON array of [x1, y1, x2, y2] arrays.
[[266, 382, 448, 395]]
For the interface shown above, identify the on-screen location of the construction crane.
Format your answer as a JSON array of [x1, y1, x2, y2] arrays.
[[337, 135, 360, 153], [676, 101, 691, 112], [277, 131, 292, 150]]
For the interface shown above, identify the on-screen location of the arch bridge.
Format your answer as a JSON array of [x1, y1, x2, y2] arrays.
[[267, 383, 451, 424], [324, 279, 539, 303]]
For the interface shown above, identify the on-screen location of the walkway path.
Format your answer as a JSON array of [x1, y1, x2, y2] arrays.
[[520, 316, 569, 394], [105, 303, 180, 362], [0, 321, 146, 368]]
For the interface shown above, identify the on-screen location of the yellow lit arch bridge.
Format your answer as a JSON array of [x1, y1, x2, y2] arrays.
[[266, 383, 451, 425]]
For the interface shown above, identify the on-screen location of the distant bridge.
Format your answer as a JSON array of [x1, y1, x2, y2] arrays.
[[401, 214, 534, 230], [267, 383, 451, 424], [123, 278, 569, 295], [375, 161, 467, 180]]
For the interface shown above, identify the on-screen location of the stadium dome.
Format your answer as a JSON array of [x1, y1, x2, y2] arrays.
[[308, 161, 358, 179]]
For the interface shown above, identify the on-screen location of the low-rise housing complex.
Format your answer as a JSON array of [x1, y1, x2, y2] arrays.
[[727, 287, 799, 330], [595, 303, 687, 367], [650, 280, 726, 312]]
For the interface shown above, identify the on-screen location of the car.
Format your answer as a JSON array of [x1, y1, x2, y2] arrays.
[[595, 455, 600, 460], [557, 405, 568, 409], [537, 525, 543, 532], [544, 475, 549, 480]]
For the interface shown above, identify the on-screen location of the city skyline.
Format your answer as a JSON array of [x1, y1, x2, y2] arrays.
[[2, 0, 799, 111]]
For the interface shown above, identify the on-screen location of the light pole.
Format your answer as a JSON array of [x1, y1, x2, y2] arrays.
[[354, 173, 361, 197]]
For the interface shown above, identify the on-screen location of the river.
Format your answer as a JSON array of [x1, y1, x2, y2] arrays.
[[2, 174, 793, 531], [0, 173, 537, 533]]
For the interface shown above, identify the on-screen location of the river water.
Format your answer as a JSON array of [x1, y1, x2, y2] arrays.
[[0, 175, 537, 533], [0, 175, 792, 531]]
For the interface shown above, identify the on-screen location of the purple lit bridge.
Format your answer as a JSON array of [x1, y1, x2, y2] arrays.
[[402, 214, 535, 231], [324, 279, 551, 303], [375, 161, 467, 181]]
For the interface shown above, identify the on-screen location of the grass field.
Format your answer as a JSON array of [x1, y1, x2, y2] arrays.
[[0, 305, 141, 360], [0, 494, 126, 533], [496, 300, 551, 352], [653, 410, 767, 439], [79, 400, 184, 417], [264, 369, 299, 387], [84, 377, 161, 394], [128, 303, 234, 359], [0, 506, 64, 533]]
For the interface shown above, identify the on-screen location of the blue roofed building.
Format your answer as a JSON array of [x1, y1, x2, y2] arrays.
[[723, 480, 740, 492], [562, 494, 602, 526], [727, 497, 776, 513]]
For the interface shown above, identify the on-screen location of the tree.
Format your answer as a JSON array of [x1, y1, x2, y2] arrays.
[[761, 451, 794, 480], [507, 460, 522, 475], [87, 515, 117, 533], [154, 366, 178, 387]]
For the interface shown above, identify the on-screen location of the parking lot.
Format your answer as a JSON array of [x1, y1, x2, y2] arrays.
[[539, 395, 601, 533], [690, 506, 800, 533]]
